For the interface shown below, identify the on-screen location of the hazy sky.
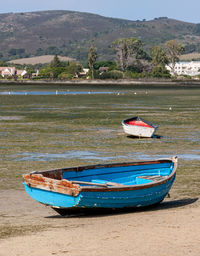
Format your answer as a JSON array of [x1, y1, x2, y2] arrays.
[[0, 0, 199, 23]]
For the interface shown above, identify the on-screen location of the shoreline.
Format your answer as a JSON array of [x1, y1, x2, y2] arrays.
[[1, 78, 200, 86]]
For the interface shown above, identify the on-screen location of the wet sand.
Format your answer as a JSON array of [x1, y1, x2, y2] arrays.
[[0, 190, 199, 256]]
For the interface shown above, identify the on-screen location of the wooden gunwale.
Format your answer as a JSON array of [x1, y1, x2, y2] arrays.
[[24, 157, 177, 195]]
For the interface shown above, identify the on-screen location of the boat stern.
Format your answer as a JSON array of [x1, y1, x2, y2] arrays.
[[23, 173, 82, 208], [23, 182, 82, 208]]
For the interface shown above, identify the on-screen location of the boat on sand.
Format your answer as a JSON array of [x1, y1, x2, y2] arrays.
[[23, 156, 177, 216]]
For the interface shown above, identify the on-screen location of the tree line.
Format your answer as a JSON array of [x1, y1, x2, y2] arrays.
[[0, 37, 184, 80], [88, 38, 184, 79]]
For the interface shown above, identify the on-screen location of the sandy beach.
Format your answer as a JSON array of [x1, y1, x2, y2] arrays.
[[0, 190, 199, 256]]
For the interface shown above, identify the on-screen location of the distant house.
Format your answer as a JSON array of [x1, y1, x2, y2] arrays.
[[16, 69, 27, 77], [0, 67, 15, 77], [31, 70, 39, 77], [98, 67, 109, 76], [166, 61, 200, 76], [99, 67, 109, 73], [78, 68, 89, 78]]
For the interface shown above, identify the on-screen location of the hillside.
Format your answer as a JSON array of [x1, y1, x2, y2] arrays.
[[0, 10, 200, 62], [8, 55, 75, 65]]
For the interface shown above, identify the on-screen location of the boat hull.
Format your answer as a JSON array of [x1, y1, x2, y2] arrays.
[[24, 172, 175, 209], [122, 123, 157, 137]]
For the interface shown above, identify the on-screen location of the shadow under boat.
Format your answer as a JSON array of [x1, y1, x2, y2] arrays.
[[127, 134, 163, 139], [46, 197, 199, 219]]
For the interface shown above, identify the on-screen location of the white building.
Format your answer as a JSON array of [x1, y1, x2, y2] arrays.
[[78, 68, 89, 77], [166, 61, 200, 76]]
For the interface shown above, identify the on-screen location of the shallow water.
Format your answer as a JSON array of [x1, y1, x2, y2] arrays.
[[8, 151, 200, 162], [0, 91, 116, 95]]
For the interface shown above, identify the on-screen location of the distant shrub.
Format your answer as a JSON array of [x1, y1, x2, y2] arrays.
[[151, 65, 171, 78], [58, 73, 73, 80], [30, 76, 42, 80], [8, 48, 25, 56], [100, 70, 123, 79], [6, 76, 13, 80], [181, 75, 192, 79], [94, 61, 117, 70], [124, 71, 149, 79]]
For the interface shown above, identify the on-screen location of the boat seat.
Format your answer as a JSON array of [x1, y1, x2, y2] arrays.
[[91, 179, 124, 186], [91, 179, 108, 184], [136, 177, 153, 184], [137, 175, 167, 181]]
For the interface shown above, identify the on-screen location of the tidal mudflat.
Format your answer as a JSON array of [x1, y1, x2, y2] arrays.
[[0, 83, 200, 256], [0, 84, 200, 193]]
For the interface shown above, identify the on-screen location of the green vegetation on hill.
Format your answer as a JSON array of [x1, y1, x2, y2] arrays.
[[0, 11, 200, 62]]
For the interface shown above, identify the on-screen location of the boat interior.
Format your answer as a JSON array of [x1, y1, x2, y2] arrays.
[[125, 120, 153, 128], [39, 161, 174, 187], [123, 117, 158, 129]]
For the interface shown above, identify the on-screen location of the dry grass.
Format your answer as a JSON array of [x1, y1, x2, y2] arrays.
[[8, 55, 75, 65], [180, 52, 200, 61]]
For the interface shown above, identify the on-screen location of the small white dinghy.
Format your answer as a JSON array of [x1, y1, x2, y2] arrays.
[[122, 116, 158, 138]]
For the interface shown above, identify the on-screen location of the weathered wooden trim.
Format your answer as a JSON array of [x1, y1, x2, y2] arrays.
[[23, 174, 80, 196]]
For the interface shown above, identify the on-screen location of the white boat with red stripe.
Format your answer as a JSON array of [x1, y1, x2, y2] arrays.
[[122, 116, 159, 138]]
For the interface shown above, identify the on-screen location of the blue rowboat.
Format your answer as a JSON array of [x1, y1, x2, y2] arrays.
[[23, 156, 177, 215]]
